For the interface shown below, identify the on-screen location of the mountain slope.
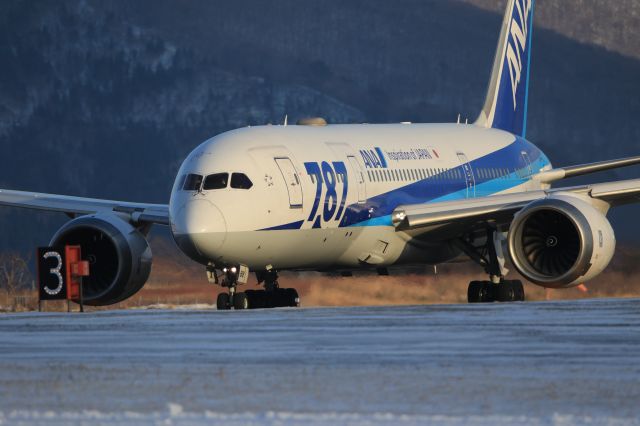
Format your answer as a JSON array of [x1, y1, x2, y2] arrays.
[[0, 0, 639, 250]]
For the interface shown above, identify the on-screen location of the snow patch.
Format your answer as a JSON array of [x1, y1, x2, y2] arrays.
[[0, 410, 638, 426]]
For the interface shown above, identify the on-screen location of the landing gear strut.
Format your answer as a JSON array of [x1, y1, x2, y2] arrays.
[[211, 266, 299, 310], [455, 227, 525, 303], [212, 266, 241, 310]]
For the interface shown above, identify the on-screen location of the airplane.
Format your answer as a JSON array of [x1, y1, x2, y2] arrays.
[[2, 0, 640, 310]]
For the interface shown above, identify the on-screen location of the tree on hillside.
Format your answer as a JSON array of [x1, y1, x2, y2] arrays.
[[0, 252, 32, 295]]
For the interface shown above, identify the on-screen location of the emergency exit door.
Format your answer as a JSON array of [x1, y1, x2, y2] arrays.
[[274, 157, 303, 208], [521, 151, 533, 177]]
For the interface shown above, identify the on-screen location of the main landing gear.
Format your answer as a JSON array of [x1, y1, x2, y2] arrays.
[[212, 266, 299, 310], [455, 227, 525, 303]]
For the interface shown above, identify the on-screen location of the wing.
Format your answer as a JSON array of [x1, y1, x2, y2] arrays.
[[0, 189, 169, 225], [392, 178, 640, 236], [533, 155, 640, 183]]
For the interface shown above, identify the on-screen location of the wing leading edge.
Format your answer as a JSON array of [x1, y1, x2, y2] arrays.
[[392, 178, 640, 233], [0, 189, 169, 225], [533, 155, 640, 184]]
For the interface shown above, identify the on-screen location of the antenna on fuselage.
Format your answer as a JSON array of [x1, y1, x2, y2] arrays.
[[283, 114, 288, 126], [457, 114, 461, 124]]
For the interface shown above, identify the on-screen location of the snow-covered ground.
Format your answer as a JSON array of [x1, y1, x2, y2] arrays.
[[0, 299, 639, 425]]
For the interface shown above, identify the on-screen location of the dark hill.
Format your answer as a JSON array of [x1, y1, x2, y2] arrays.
[[0, 0, 639, 250]]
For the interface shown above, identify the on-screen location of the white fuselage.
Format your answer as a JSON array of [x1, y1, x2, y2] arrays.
[[169, 123, 551, 271]]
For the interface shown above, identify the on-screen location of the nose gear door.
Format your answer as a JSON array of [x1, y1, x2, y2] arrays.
[[274, 157, 303, 208], [456, 152, 476, 198]]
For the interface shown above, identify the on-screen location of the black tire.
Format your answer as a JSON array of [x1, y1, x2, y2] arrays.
[[216, 293, 231, 310], [498, 282, 516, 302], [233, 292, 249, 310], [468, 281, 484, 303], [274, 289, 288, 308], [512, 280, 525, 301], [284, 288, 300, 307], [245, 290, 266, 309], [245, 290, 255, 309], [468, 281, 496, 303]]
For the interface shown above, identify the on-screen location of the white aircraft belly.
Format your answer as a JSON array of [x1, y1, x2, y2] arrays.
[[199, 223, 459, 271]]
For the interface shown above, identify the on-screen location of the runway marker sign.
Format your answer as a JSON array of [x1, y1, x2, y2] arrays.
[[37, 245, 90, 311]]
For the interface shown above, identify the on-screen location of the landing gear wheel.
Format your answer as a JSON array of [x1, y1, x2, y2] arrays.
[[233, 292, 249, 310], [468, 280, 525, 303], [245, 290, 267, 309], [216, 293, 231, 310], [498, 282, 516, 302], [284, 288, 300, 307], [287, 288, 300, 308], [511, 280, 525, 302], [468, 281, 494, 303], [458, 227, 527, 304], [496, 280, 525, 302]]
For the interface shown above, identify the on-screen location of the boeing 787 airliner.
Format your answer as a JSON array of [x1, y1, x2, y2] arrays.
[[2, 0, 640, 309]]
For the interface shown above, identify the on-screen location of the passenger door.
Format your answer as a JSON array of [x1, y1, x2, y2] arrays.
[[274, 157, 303, 208], [347, 155, 367, 203], [521, 151, 533, 177], [456, 152, 476, 198]]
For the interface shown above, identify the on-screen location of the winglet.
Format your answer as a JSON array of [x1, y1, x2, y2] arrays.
[[475, 0, 535, 138]]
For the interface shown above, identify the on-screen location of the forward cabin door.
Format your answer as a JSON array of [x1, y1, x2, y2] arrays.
[[274, 157, 303, 208], [347, 155, 367, 203], [456, 152, 476, 198]]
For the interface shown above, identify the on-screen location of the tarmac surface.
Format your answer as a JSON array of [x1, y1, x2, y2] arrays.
[[1, 298, 639, 425]]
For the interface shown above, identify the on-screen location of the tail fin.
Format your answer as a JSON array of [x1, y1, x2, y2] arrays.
[[475, 0, 535, 137]]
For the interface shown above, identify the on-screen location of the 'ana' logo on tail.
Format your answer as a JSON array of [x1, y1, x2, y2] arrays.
[[506, 0, 533, 110]]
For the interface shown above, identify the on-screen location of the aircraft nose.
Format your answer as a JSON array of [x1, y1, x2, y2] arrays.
[[172, 199, 227, 259]]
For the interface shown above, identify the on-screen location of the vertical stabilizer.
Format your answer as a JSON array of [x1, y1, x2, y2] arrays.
[[475, 0, 535, 137]]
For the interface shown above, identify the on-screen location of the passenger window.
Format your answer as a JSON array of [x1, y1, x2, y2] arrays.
[[183, 174, 203, 191], [231, 173, 253, 189], [203, 173, 229, 190]]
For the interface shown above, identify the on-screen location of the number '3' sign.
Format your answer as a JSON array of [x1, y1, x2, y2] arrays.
[[37, 247, 68, 300]]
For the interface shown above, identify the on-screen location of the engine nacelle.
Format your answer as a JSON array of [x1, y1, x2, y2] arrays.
[[508, 194, 615, 288], [50, 213, 152, 305]]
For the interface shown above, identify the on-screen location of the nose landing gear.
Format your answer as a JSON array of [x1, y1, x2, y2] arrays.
[[209, 265, 299, 310]]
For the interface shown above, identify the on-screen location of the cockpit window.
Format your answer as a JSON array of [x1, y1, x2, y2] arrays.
[[183, 174, 203, 191], [230, 173, 253, 189], [203, 173, 229, 190]]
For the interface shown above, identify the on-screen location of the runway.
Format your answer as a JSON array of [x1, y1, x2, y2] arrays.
[[1, 299, 639, 425]]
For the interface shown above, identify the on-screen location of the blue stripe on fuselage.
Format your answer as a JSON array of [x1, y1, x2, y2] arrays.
[[260, 137, 550, 231], [339, 137, 547, 227]]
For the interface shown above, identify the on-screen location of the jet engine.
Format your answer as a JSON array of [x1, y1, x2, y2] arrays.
[[508, 194, 615, 288], [49, 213, 152, 305]]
